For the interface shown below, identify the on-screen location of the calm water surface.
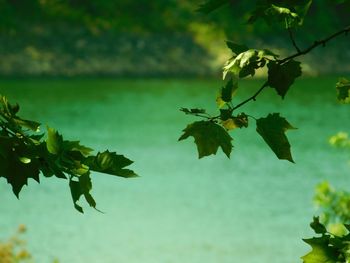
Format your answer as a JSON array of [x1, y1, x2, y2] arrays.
[[0, 78, 349, 263]]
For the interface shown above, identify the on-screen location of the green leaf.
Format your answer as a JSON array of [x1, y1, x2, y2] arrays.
[[63, 141, 93, 157], [69, 174, 97, 213], [267, 60, 302, 99], [12, 118, 40, 132], [85, 150, 137, 178], [310, 217, 327, 234], [336, 78, 350, 103], [256, 113, 296, 162], [179, 121, 233, 158], [0, 137, 40, 197], [301, 237, 337, 263], [223, 49, 277, 79], [249, 0, 313, 28], [226, 41, 249, 55], [46, 127, 63, 155], [197, 0, 230, 14], [222, 78, 238, 102]]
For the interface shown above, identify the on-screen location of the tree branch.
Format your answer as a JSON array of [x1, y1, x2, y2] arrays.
[[280, 25, 350, 64], [232, 25, 350, 112], [232, 82, 268, 111]]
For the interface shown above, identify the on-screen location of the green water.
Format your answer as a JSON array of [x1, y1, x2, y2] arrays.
[[0, 78, 349, 263]]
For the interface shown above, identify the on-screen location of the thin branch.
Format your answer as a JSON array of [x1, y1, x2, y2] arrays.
[[280, 25, 350, 64], [232, 82, 269, 111], [232, 24, 350, 111], [288, 27, 301, 53]]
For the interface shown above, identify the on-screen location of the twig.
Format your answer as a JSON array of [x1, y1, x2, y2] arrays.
[[288, 27, 301, 53], [280, 25, 350, 64], [232, 82, 269, 111], [232, 25, 350, 111]]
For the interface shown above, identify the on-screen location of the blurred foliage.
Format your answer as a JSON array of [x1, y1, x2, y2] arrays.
[[314, 132, 350, 235], [0, 0, 349, 76], [0, 225, 32, 263]]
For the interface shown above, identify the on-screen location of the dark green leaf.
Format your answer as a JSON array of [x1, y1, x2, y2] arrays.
[[220, 109, 233, 121], [310, 217, 327, 234], [226, 41, 249, 55], [256, 113, 296, 162], [12, 118, 40, 131], [85, 150, 137, 178], [197, 0, 230, 14], [233, 113, 249, 128], [63, 141, 93, 157], [180, 108, 206, 114], [179, 121, 233, 158], [0, 137, 40, 197], [221, 78, 238, 103], [267, 60, 302, 99], [336, 78, 350, 103], [69, 174, 97, 213], [69, 179, 84, 213]]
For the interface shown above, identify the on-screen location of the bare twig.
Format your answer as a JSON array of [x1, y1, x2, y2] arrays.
[[232, 82, 269, 110], [280, 25, 350, 64], [288, 27, 301, 53]]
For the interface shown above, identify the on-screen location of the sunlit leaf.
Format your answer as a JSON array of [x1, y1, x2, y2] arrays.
[[46, 127, 63, 155], [302, 237, 337, 263], [223, 49, 277, 79], [256, 113, 296, 162], [179, 121, 233, 158]]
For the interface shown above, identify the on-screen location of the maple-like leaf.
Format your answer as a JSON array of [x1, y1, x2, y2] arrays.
[[256, 113, 296, 162], [267, 60, 302, 99], [179, 121, 233, 158]]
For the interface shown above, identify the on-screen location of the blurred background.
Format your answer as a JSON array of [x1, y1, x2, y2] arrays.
[[0, 1, 349, 263], [0, 0, 349, 77]]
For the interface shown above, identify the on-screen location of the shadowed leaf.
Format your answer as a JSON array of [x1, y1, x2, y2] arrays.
[[336, 78, 350, 103], [197, 0, 230, 14], [267, 60, 302, 99], [256, 113, 296, 162], [179, 121, 233, 158]]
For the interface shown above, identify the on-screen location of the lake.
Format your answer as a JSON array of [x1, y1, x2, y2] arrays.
[[0, 77, 349, 263]]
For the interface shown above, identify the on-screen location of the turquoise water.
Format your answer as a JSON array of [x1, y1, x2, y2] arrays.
[[0, 78, 349, 263]]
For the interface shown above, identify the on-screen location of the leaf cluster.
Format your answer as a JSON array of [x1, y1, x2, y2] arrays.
[[302, 217, 350, 263], [315, 182, 350, 226], [179, 36, 301, 162], [180, 0, 349, 163], [0, 95, 136, 213], [179, 75, 297, 162]]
